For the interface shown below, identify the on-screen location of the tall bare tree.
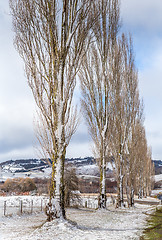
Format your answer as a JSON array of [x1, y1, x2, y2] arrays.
[[126, 116, 143, 207], [110, 34, 141, 207], [143, 147, 154, 197], [135, 124, 154, 199], [110, 35, 154, 207], [9, 0, 94, 219], [79, 0, 120, 208], [123, 68, 142, 207]]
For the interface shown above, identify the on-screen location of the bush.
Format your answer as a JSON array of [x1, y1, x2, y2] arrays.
[[64, 168, 80, 207], [154, 180, 162, 189], [2, 177, 37, 193], [19, 178, 37, 192], [33, 178, 49, 195]]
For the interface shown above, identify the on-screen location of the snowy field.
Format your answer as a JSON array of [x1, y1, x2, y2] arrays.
[[154, 174, 162, 182], [0, 195, 49, 218], [151, 189, 162, 196], [0, 195, 159, 240]]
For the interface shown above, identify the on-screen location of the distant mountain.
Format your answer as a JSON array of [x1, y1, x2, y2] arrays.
[[0, 159, 48, 173], [153, 160, 162, 175], [0, 157, 114, 182], [0, 158, 161, 181], [0, 157, 96, 173]]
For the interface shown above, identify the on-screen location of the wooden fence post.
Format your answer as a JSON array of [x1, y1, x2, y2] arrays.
[[41, 199, 43, 212], [4, 201, 6, 216], [31, 200, 33, 214], [20, 200, 23, 214]]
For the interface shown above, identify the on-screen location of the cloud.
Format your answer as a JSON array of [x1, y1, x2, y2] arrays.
[[121, 0, 162, 34], [146, 130, 162, 160], [67, 141, 93, 159], [120, 0, 162, 160], [0, 146, 37, 163], [0, 129, 33, 153], [139, 49, 162, 98], [0, 0, 162, 162], [121, 0, 162, 69], [143, 101, 162, 160], [137, 46, 162, 159], [0, 100, 37, 161], [0, 2, 37, 162]]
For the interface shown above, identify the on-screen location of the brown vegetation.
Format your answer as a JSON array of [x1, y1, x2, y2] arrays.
[[2, 178, 37, 193], [78, 178, 116, 194]]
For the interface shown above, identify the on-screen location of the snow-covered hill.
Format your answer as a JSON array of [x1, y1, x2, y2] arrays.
[[0, 159, 50, 181], [0, 158, 161, 184], [153, 160, 162, 174], [0, 159, 48, 173], [0, 157, 114, 182]]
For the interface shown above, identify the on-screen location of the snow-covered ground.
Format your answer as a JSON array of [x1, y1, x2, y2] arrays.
[[154, 174, 162, 182], [0, 195, 49, 218], [0, 206, 155, 240], [76, 165, 99, 176], [0, 195, 159, 240], [151, 189, 162, 196]]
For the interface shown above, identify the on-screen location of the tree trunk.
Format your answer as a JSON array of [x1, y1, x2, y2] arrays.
[[130, 186, 134, 207], [46, 153, 65, 220], [126, 177, 130, 208], [118, 173, 124, 207], [99, 161, 106, 208], [53, 156, 65, 218], [117, 156, 124, 207], [98, 141, 107, 209], [138, 174, 143, 199]]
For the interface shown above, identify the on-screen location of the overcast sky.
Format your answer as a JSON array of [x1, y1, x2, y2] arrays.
[[0, 0, 162, 162]]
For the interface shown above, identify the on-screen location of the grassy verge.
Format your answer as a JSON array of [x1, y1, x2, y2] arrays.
[[140, 206, 162, 240]]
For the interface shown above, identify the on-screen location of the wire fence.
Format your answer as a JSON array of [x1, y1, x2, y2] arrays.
[[0, 194, 113, 217], [73, 194, 114, 209], [0, 196, 49, 217], [1, 194, 159, 217]]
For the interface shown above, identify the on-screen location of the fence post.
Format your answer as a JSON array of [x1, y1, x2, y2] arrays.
[[4, 201, 6, 216], [20, 200, 23, 214], [41, 199, 43, 212], [31, 200, 33, 214]]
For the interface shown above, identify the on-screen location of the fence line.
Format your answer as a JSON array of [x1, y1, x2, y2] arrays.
[[1, 194, 160, 217], [2, 197, 49, 217]]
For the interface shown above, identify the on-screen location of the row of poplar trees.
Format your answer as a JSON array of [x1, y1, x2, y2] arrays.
[[10, 0, 154, 220]]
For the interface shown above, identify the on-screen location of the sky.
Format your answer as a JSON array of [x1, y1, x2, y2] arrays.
[[0, 0, 162, 162]]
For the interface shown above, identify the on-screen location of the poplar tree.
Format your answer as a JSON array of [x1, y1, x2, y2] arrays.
[[110, 34, 140, 207], [9, 0, 94, 219], [80, 0, 120, 208]]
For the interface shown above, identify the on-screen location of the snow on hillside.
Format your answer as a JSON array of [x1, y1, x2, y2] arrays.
[[0, 167, 51, 182], [0, 157, 114, 182], [76, 164, 99, 176], [151, 189, 162, 196], [74, 161, 113, 177], [154, 174, 162, 182]]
